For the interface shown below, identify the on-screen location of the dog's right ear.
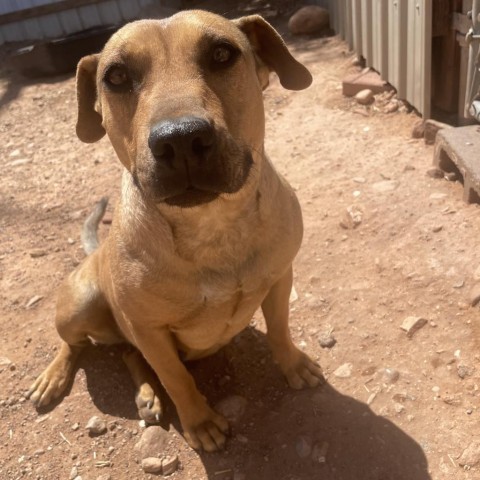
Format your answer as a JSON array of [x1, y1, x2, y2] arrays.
[[76, 54, 106, 143]]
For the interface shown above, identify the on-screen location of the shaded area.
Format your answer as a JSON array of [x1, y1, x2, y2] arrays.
[[50, 327, 431, 480]]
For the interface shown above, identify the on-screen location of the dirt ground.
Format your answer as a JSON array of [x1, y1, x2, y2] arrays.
[[1, 4, 480, 480]]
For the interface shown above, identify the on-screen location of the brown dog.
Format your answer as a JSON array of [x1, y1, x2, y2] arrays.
[[27, 10, 323, 452]]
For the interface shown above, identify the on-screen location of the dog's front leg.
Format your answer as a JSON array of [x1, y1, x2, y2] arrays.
[[131, 325, 229, 451], [262, 266, 324, 389]]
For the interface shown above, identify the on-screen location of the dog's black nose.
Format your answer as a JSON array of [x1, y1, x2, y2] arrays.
[[148, 117, 215, 164]]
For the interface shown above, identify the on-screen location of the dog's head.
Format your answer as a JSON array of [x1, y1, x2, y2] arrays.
[[76, 10, 311, 207]]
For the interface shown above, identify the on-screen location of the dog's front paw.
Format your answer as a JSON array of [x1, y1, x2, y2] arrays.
[[278, 347, 324, 390], [136, 383, 162, 424], [181, 406, 229, 452], [26, 362, 73, 407]]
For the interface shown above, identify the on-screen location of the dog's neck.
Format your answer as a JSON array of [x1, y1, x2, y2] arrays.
[[116, 159, 278, 269]]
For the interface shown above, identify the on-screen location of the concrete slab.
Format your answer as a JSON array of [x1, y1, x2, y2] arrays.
[[433, 125, 480, 203]]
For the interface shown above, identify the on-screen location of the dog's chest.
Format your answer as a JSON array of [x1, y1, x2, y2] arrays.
[[168, 266, 273, 359]]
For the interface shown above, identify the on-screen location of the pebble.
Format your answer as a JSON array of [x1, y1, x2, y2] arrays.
[[353, 176, 366, 184], [426, 168, 444, 179], [290, 285, 298, 303], [469, 284, 480, 306], [9, 149, 21, 157], [381, 368, 400, 384], [30, 250, 47, 258], [141, 457, 163, 474], [215, 395, 248, 425], [459, 443, 480, 467], [295, 435, 312, 458], [26, 295, 44, 308], [429, 192, 448, 199], [339, 205, 363, 229], [0, 356, 12, 366], [432, 225, 443, 233], [457, 364, 473, 379], [355, 89, 374, 105], [384, 100, 399, 113], [400, 316, 427, 338], [70, 466, 78, 480], [8, 158, 31, 167], [372, 180, 398, 193], [318, 332, 336, 349], [71, 422, 80, 431], [96, 475, 111, 480], [411, 120, 425, 138], [288, 6, 330, 35], [311, 441, 329, 463], [162, 455, 179, 476], [85, 416, 107, 436], [473, 265, 480, 281], [333, 363, 353, 378], [134, 426, 170, 459]]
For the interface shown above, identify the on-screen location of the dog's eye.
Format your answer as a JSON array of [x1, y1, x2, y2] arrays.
[[211, 43, 238, 67], [104, 65, 130, 88]]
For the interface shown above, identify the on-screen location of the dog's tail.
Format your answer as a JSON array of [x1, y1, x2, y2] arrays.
[[81, 197, 109, 255]]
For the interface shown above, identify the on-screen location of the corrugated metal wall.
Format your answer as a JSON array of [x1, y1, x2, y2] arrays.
[[327, 0, 432, 118], [0, 0, 180, 45]]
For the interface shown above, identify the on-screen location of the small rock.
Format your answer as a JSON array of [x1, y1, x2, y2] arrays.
[[403, 164, 415, 172], [381, 368, 400, 384], [71, 422, 80, 431], [318, 332, 336, 349], [459, 443, 480, 468], [457, 364, 474, 379], [355, 89, 374, 105], [473, 265, 480, 281], [215, 395, 247, 425], [429, 192, 448, 199], [311, 441, 329, 463], [9, 149, 21, 157], [288, 6, 329, 35], [442, 394, 462, 406], [469, 284, 480, 306], [384, 100, 399, 113], [141, 457, 163, 474], [432, 225, 443, 233], [162, 455, 179, 476], [353, 176, 366, 184], [30, 250, 47, 258], [8, 158, 31, 167], [96, 475, 112, 480], [134, 426, 170, 459], [26, 295, 44, 308], [0, 357, 12, 366], [400, 316, 427, 338], [444, 172, 457, 181], [295, 435, 312, 458], [85, 416, 107, 436], [426, 168, 444, 179], [411, 120, 424, 138], [70, 467, 78, 480], [393, 403, 405, 414], [333, 363, 353, 378], [372, 180, 398, 193], [339, 205, 363, 229]]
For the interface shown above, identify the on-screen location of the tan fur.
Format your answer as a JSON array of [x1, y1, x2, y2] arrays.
[[28, 10, 323, 452]]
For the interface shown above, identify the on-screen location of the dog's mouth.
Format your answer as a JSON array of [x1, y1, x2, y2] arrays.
[[164, 187, 219, 208]]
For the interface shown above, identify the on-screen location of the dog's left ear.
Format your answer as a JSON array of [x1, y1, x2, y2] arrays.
[[234, 15, 312, 91]]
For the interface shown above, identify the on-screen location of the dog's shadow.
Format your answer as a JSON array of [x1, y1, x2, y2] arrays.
[[74, 328, 431, 480]]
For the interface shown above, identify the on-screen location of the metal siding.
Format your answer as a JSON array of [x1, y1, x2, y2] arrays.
[[0, 0, 180, 45], [388, 0, 408, 99], [352, 0, 363, 56], [331, 0, 432, 117], [97, 0, 124, 25]]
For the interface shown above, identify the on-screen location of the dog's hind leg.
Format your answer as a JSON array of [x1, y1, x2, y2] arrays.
[[27, 253, 121, 407], [123, 347, 163, 424]]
